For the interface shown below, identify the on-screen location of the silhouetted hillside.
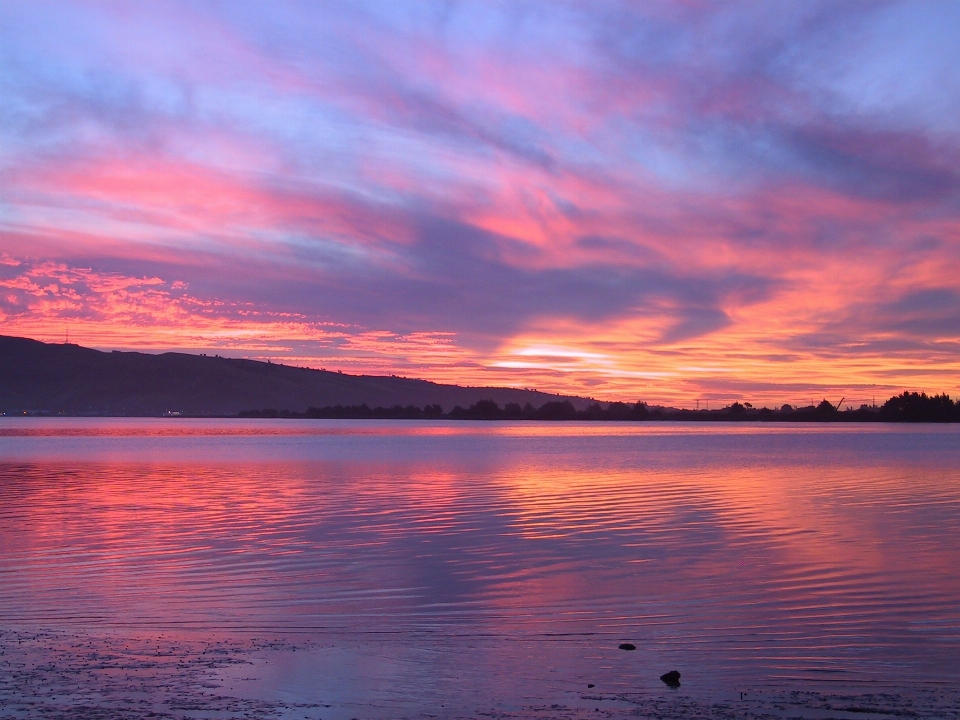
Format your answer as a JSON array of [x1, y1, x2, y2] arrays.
[[0, 335, 596, 416]]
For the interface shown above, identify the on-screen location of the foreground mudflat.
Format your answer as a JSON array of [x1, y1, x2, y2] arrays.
[[3, 629, 959, 720], [0, 629, 307, 719]]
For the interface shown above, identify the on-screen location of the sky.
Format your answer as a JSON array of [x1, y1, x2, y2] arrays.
[[2, 1, 959, 407]]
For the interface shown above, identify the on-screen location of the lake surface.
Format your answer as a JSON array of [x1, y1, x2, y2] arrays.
[[1, 419, 959, 719]]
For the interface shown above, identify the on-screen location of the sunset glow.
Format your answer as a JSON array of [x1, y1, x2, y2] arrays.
[[3, 3, 959, 405]]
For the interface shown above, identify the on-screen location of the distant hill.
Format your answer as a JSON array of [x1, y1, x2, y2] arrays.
[[0, 335, 597, 416]]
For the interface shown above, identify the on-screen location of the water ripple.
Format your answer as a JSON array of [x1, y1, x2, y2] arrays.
[[1, 420, 958, 691]]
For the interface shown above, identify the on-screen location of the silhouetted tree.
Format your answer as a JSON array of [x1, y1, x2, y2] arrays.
[[536, 401, 578, 420], [583, 403, 604, 420], [471, 399, 502, 419], [880, 392, 956, 422], [605, 401, 631, 420], [816, 399, 837, 417], [630, 401, 649, 420]]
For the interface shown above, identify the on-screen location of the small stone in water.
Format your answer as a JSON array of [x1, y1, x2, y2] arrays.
[[618, 643, 637, 651], [660, 670, 681, 687]]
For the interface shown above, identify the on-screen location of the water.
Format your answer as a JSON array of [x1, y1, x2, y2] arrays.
[[1, 419, 959, 718]]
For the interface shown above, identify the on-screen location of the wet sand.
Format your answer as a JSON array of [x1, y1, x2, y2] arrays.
[[0, 629, 312, 719], [3, 629, 959, 720]]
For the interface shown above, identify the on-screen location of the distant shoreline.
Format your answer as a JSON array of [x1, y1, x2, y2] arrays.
[[7, 391, 953, 422], [236, 391, 959, 423]]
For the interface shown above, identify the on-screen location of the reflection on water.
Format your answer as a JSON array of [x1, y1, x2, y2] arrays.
[[1, 419, 959, 714]]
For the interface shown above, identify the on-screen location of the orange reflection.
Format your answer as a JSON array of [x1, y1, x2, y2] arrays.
[[2, 422, 959, 662]]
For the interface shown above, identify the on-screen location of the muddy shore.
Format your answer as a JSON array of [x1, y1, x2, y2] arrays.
[[3, 629, 959, 720]]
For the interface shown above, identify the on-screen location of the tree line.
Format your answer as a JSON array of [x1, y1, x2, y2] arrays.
[[239, 391, 960, 422]]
